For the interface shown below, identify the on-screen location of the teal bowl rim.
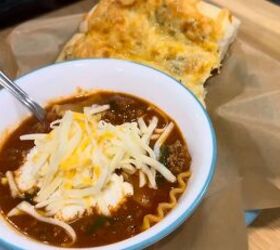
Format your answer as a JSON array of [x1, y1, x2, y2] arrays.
[[0, 59, 217, 250]]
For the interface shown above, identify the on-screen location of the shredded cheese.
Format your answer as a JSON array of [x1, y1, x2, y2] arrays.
[[7, 103, 177, 245], [6, 171, 21, 198], [154, 122, 174, 159], [9, 201, 76, 244]]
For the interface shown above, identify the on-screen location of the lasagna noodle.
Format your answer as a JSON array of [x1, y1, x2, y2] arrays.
[[142, 170, 191, 230]]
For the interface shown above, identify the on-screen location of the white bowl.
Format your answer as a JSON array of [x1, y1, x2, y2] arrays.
[[0, 59, 216, 250]]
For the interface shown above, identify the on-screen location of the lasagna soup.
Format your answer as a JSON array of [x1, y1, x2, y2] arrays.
[[0, 91, 191, 247]]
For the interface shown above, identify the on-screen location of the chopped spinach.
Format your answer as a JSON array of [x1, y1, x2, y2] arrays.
[[156, 172, 166, 186], [23, 193, 34, 204], [86, 216, 109, 235], [157, 145, 170, 186], [159, 144, 169, 166]]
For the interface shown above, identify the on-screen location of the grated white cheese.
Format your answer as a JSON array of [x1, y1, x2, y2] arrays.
[[7, 104, 176, 244]]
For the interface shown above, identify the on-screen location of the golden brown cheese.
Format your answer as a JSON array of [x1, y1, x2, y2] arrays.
[[58, 0, 237, 102]]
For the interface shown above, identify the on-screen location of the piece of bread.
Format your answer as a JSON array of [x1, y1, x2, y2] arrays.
[[197, 1, 240, 60], [57, 0, 240, 104]]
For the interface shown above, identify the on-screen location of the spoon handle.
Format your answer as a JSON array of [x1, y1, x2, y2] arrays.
[[0, 71, 46, 122]]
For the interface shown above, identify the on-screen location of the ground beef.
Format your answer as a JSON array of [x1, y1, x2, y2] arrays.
[[109, 95, 137, 108], [102, 95, 145, 124], [166, 140, 191, 175]]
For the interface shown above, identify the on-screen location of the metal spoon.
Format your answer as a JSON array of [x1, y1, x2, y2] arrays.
[[0, 71, 46, 122]]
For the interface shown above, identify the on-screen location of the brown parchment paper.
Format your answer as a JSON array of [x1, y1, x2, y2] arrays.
[[0, 1, 280, 249]]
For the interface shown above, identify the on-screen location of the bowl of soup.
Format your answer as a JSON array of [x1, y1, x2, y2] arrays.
[[0, 59, 216, 250]]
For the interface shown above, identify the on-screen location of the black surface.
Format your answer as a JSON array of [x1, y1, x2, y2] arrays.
[[0, 0, 278, 29], [269, 0, 280, 4], [0, 0, 80, 28]]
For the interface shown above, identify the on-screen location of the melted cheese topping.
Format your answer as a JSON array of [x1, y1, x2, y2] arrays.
[[12, 104, 175, 223], [59, 0, 234, 102]]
